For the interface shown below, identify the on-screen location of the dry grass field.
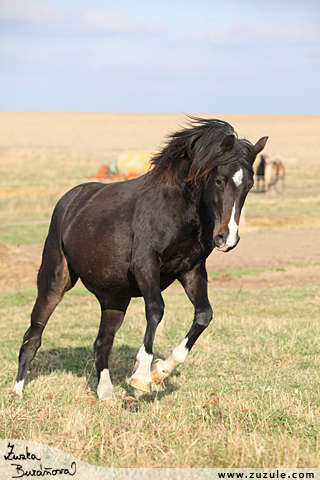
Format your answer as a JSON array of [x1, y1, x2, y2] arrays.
[[0, 112, 320, 468], [0, 112, 319, 163]]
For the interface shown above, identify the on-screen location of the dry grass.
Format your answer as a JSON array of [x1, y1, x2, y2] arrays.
[[0, 113, 319, 165], [1, 286, 320, 467]]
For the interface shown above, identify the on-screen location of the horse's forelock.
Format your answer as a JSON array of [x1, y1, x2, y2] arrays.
[[186, 136, 255, 187], [145, 117, 254, 189]]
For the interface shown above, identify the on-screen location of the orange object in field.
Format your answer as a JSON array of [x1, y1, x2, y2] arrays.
[[118, 150, 154, 177]]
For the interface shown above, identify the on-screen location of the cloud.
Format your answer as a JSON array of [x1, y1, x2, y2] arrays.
[[0, 0, 164, 35], [203, 22, 320, 47], [259, 0, 320, 13], [0, 0, 58, 22]]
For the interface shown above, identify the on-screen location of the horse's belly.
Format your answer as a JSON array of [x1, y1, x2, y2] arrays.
[[79, 262, 135, 295], [64, 231, 139, 297], [69, 249, 201, 298], [64, 222, 203, 298], [72, 261, 142, 298], [84, 276, 141, 298]]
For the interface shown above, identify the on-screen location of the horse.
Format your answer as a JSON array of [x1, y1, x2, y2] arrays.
[[13, 117, 268, 401], [268, 155, 285, 194], [256, 154, 268, 192]]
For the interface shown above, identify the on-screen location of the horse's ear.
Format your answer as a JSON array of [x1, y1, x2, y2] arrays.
[[218, 134, 235, 153], [253, 136, 268, 155]]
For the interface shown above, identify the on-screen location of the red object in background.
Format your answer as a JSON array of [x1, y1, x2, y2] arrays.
[[94, 165, 140, 180], [95, 165, 110, 179], [94, 151, 153, 180]]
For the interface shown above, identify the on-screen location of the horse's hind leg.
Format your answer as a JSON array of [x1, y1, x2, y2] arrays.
[[13, 240, 78, 399], [93, 295, 130, 401]]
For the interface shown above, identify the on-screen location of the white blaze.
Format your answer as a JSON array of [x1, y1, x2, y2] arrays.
[[226, 203, 238, 247], [232, 168, 243, 187], [216, 168, 242, 251]]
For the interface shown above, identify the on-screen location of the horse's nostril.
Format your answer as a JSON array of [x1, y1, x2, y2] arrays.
[[214, 234, 225, 248]]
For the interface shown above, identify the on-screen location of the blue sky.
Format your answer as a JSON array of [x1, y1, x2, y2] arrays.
[[0, 0, 319, 113]]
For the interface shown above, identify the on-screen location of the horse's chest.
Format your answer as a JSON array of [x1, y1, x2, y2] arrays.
[[160, 235, 204, 279]]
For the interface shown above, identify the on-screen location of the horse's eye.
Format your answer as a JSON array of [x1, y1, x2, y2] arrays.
[[215, 178, 223, 187]]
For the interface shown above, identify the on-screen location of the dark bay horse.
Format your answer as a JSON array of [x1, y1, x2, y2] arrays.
[[256, 154, 268, 191], [13, 117, 268, 401]]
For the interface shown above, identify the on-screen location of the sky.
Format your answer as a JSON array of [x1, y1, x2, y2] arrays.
[[0, 0, 319, 114]]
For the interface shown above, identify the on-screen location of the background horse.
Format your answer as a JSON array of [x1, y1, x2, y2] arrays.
[[256, 154, 268, 192], [268, 154, 286, 193], [13, 117, 267, 401]]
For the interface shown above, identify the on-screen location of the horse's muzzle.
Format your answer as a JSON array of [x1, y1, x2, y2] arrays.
[[213, 234, 240, 252]]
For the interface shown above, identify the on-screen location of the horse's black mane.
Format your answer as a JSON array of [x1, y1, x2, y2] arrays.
[[144, 116, 255, 189]]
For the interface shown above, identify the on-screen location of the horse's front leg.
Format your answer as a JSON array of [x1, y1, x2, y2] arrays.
[[151, 264, 212, 384], [129, 255, 164, 393]]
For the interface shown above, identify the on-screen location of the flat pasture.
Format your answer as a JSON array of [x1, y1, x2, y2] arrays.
[[0, 113, 320, 467]]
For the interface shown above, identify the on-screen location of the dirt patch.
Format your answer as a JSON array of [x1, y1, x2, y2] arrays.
[[207, 265, 320, 291], [1, 227, 320, 292], [206, 227, 320, 272], [205, 226, 320, 290]]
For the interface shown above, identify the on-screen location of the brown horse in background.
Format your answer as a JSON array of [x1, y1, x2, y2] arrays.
[[255, 154, 285, 194], [268, 156, 286, 193]]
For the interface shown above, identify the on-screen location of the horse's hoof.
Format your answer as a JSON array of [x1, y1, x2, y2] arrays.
[[129, 376, 152, 393], [10, 391, 23, 402], [100, 397, 117, 405], [11, 381, 24, 401], [98, 392, 116, 402], [151, 361, 166, 384]]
